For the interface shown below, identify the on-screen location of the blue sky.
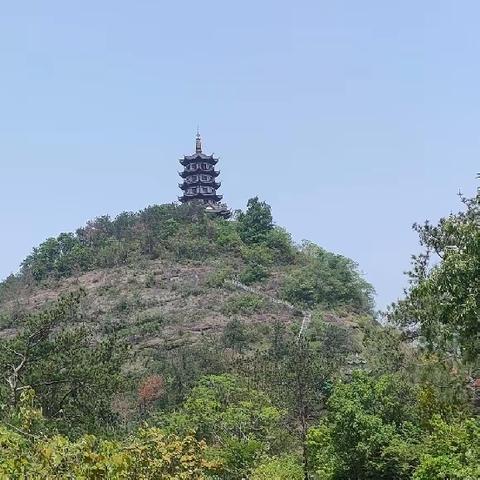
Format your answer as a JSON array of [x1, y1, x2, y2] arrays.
[[0, 1, 478, 308]]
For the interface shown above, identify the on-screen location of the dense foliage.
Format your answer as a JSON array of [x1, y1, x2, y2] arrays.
[[308, 372, 480, 480], [0, 393, 216, 479]]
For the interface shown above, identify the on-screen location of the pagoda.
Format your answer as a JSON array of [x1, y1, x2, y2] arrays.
[[178, 132, 230, 217]]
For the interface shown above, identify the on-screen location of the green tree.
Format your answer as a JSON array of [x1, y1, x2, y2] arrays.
[[307, 372, 423, 480], [251, 455, 303, 480], [0, 292, 125, 436], [222, 318, 248, 353], [264, 226, 296, 264], [237, 197, 274, 244], [413, 416, 480, 480], [0, 400, 218, 480], [390, 191, 480, 362], [158, 374, 287, 479], [242, 321, 353, 480]]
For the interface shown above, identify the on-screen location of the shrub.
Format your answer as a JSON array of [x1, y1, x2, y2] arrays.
[[413, 416, 480, 480], [264, 227, 296, 265], [0, 312, 14, 329], [222, 318, 249, 352], [0, 424, 217, 479], [251, 455, 304, 480], [214, 220, 243, 253], [239, 264, 269, 285], [307, 372, 423, 480], [158, 374, 286, 478], [145, 272, 156, 288], [138, 374, 165, 410], [206, 265, 235, 288], [222, 294, 265, 315]]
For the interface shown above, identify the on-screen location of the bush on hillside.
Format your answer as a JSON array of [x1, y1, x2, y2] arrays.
[[281, 241, 374, 312], [251, 455, 304, 480], [0, 421, 216, 479], [222, 294, 266, 316]]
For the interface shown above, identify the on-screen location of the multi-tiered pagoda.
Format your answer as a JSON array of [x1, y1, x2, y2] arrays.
[[178, 133, 230, 217]]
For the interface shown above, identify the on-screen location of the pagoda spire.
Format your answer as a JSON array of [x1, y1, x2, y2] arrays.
[[195, 128, 202, 153]]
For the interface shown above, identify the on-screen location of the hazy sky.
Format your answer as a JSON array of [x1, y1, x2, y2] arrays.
[[1, 1, 478, 308]]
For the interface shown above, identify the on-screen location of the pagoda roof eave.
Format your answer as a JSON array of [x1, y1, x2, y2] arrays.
[[180, 154, 218, 165], [179, 181, 221, 190], [179, 193, 223, 203], [179, 170, 220, 178]]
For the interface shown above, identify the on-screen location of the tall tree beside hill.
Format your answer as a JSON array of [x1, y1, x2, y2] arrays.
[[390, 191, 480, 363]]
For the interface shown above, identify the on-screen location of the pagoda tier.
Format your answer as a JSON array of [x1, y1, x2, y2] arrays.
[[178, 132, 226, 208], [179, 180, 221, 190], [179, 168, 220, 178], [180, 153, 218, 166], [178, 192, 223, 203]]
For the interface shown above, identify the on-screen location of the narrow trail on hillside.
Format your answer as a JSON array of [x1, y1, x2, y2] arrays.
[[224, 279, 311, 339]]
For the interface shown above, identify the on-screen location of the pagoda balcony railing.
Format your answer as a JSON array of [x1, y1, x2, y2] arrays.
[[179, 182, 221, 190], [183, 163, 215, 173], [182, 191, 220, 197], [179, 194, 223, 202], [183, 175, 217, 184]]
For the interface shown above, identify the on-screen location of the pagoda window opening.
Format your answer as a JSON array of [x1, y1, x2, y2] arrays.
[[201, 174, 211, 181]]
